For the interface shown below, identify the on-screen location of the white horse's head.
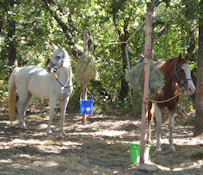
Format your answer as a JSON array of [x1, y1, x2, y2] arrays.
[[46, 49, 67, 73]]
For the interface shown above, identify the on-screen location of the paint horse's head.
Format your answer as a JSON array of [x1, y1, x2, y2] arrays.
[[46, 49, 66, 73], [174, 54, 196, 95]]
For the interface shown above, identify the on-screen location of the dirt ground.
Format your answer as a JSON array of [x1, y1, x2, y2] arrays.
[[0, 107, 203, 175]]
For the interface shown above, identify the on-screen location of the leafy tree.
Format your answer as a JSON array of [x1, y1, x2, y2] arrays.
[[0, 0, 200, 115]]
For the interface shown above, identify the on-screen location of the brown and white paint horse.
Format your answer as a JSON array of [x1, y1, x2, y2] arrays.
[[147, 54, 196, 152]]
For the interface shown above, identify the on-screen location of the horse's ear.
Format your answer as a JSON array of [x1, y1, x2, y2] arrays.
[[53, 44, 59, 50], [178, 54, 182, 62], [178, 54, 182, 59], [45, 58, 50, 66], [185, 54, 189, 61]]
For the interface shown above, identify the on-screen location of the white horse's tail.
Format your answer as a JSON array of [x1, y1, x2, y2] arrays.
[[8, 67, 18, 126]]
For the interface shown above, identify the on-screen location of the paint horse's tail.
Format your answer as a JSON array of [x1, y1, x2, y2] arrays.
[[148, 102, 156, 124], [8, 67, 18, 126]]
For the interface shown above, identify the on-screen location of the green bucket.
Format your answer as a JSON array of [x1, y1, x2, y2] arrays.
[[128, 144, 151, 164], [129, 144, 140, 164]]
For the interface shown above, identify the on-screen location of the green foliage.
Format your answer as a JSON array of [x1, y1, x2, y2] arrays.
[[177, 93, 196, 124], [0, 0, 199, 115], [0, 81, 8, 103]]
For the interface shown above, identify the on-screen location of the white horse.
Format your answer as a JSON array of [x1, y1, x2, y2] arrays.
[[8, 49, 73, 135]]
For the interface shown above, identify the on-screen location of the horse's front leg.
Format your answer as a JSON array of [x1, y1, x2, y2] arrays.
[[155, 104, 162, 152], [60, 97, 69, 135], [47, 97, 57, 134], [168, 111, 176, 151]]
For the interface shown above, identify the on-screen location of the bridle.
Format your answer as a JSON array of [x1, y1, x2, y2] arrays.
[[173, 59, 192, 88], [49, 57, 64, 73], [48, 55, 72, 89]]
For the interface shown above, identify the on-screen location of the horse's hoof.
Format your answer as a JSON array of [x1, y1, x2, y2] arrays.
[[155, 147, 162, 152], [47, 129, 53, 134], [62, 131, 67, 136], [146, 139, 152, 144], [169, 145, 176, 151], [19, 125, 27, 130]]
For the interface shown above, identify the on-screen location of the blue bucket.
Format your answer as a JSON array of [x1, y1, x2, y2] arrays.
[[79, 99, 94, 114]]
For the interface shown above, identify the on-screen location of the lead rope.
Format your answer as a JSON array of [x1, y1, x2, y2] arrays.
[[53, 73, 73, 88], [56, 78, 73, 88], [148, 91, 181, 103]]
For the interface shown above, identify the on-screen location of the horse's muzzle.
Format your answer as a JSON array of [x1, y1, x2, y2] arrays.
[[184, 86, 196, 95], [46, 67, 52, 73]]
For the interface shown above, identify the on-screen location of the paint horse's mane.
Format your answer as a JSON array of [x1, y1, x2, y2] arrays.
[[160, 58, 178, 81]]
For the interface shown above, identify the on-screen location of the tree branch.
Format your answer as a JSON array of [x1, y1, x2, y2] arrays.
[[45, 0, 74, 45], [44, 0, 81, 57]]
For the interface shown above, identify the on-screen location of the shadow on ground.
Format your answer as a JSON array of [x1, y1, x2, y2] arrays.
[[0, 110, 203, 175]]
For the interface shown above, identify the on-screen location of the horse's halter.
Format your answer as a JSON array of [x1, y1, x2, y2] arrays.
[[48, 55, 65, 73], [174, 59, 192, 88], [47, 51, 72, 89]]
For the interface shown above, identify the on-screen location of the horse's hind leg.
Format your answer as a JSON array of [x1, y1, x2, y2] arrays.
[[47, 96, 57, 134], [155, 104, 162, 152], [22, 93, 32, 117], [60, 97, 69, 135], [17, 91, 31, 129], [168, 111, 176, 151]]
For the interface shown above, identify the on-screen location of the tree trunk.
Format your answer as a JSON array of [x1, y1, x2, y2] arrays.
[[194, 0, 203, 136], [7, 2, 17, 68], [119, 33, 129, 101], [8, 18, 17, 67], [111, 0, 129, 101]]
